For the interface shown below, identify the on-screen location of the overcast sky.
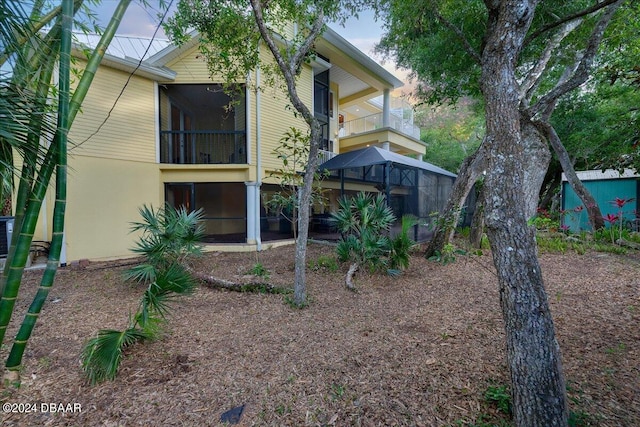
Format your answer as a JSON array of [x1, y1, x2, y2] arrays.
[[92, 1, 407, 83]]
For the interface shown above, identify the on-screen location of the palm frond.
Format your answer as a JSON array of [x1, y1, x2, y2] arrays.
[[123, 263, 157, 284], [80, 328, 149, 384]]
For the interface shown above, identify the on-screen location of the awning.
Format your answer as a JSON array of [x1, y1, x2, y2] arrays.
[[319, 146, 456, 178]]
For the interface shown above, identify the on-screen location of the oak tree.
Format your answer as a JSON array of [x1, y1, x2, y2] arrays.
[[377, 1, 631, 424]]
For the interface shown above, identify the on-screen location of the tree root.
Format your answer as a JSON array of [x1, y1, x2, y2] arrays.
[[345, 263, 359, 291], [616, 238, 640, 250], [191, 270, 291, 294]]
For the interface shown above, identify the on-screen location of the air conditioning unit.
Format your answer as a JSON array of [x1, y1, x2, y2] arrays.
[[0, 217, 14, 257]]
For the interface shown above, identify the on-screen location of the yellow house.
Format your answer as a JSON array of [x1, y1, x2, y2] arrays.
[[34, 27, 444, 264]]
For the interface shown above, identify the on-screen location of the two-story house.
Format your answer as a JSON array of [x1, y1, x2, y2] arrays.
[[31, 26, 455, 264]]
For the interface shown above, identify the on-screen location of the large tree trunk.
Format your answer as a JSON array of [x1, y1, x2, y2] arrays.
[[520, 116, 551, 220], [481, 2, 568, 426], [468, 184, 484, 249], [535, 120, 604, 230], [424, 142, 487, 258]]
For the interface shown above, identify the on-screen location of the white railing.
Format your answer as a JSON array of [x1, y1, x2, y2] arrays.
[[318, 149, 337, 165], [341, 113, 421, 140]]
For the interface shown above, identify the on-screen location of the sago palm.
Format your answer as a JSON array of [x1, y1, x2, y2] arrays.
[[332, 192, 396, 289], [81, 204, 205, 384]]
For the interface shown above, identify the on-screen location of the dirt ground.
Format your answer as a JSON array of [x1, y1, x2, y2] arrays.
[[0, 242, 638, 426]]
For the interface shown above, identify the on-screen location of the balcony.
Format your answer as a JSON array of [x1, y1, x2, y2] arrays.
[[160, 130, 246, 164], [341, 113, 420, 139]]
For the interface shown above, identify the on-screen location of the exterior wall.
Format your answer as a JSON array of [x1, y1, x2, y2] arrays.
[[65, 156, 161, 262], [562, 178, 639, 231], [39, 60, 161, 262], [69, 64, 157, 162], [31, 30, 396, 261], [258, 55, 312, 176]]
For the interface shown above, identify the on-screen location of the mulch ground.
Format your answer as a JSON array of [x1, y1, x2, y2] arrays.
[[0, 242, 638, 426]]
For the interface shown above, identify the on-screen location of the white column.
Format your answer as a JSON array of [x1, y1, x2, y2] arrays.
[[382, 88, 390, 128], [245, 182, 257, 244], [382, 142, 390, 151], [417, 154, 423, 161]]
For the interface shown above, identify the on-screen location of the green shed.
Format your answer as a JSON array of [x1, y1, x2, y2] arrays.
[[561, 169, 639, 231]]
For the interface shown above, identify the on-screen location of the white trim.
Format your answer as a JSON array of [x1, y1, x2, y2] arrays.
[[562, 168, 639, 182], [154, 82, 160, 163]]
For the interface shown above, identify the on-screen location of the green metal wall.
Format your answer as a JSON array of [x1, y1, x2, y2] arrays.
[[561, 178, 638, 231]]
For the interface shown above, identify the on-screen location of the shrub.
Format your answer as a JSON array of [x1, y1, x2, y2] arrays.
[[81, 205, 204, 384]]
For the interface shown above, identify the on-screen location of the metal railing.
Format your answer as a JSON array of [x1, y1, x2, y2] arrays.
[[341, 113, 421, 139], [318, 149, 337, 165], [160, 130, 246, 164]]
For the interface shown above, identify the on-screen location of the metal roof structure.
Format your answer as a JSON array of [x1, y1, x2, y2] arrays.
[[319, 146, 457, 178], [561, 168, 639, 182], [72, 33, 171, 61]]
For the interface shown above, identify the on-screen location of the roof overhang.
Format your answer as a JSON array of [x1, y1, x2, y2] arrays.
[[319, 146, 456, 178]]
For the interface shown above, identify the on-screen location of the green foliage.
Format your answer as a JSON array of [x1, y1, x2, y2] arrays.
[[126, 204, 205, 278], [529, 215, 560, 232], [332, 192, 414, 277], [81, 204, 204, 384], [418, 99, 485, 172], [552, 61, 640, 173], [484, 384, 511, 415], [166, 0, 359, 90], [428, 243, 466, 265], [248, 262, 271, 279], [307, 255, 339, 273], [284, 294, 310, 309], [0, 0, 136, 378], [264, 128, 328, 236], [388, 215, 418, 271], [80, 328, 149, 385]]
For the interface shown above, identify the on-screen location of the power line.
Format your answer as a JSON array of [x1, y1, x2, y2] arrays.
[[72, 0, 174, 150]]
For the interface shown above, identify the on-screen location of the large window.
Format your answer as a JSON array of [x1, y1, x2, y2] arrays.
[[165, 182, 247, 242], [314, 70, 331, 151], [159, 84, 246, 164]]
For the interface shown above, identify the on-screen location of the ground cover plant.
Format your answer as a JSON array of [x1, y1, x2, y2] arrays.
[[0, 241, 638, 426]]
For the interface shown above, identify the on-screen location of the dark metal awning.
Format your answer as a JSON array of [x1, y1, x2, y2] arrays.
[[319, 146, 457, 178]]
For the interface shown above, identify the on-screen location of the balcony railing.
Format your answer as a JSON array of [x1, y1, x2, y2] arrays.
[[341, 113, 421, 139], [160, 130, 246, 164], [318, 149, 337, 165]]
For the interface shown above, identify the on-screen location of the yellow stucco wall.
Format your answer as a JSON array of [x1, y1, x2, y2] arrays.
[[64, 156, 161, 262], [69, 63, 157, 162], [33, 36, 323, 262]]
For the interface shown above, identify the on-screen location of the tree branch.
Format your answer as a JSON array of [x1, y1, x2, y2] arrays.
[[519, 18, 582, 104], [429, 0, 481, 65], [527, 0, 623, 118], [524, 0, 620, 47], [291, 11, 325, 75]]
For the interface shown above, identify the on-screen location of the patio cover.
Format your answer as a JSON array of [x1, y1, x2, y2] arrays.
[[319, 146, 457, 178]]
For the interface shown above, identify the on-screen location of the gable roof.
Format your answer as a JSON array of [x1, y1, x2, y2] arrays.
[[71, 27, 401, 91], [319, 146, 457, 178]]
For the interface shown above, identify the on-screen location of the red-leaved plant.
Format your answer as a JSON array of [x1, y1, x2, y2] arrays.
[[606, 197, 635, 244]]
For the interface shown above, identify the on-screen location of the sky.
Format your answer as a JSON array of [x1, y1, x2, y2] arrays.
[[92, 0, 408, 85]]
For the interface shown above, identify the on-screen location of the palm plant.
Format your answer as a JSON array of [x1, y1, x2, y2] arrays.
[[388, 214, 418, 271], [81, 204, 204, 384], [331, 192, 397, 290]]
